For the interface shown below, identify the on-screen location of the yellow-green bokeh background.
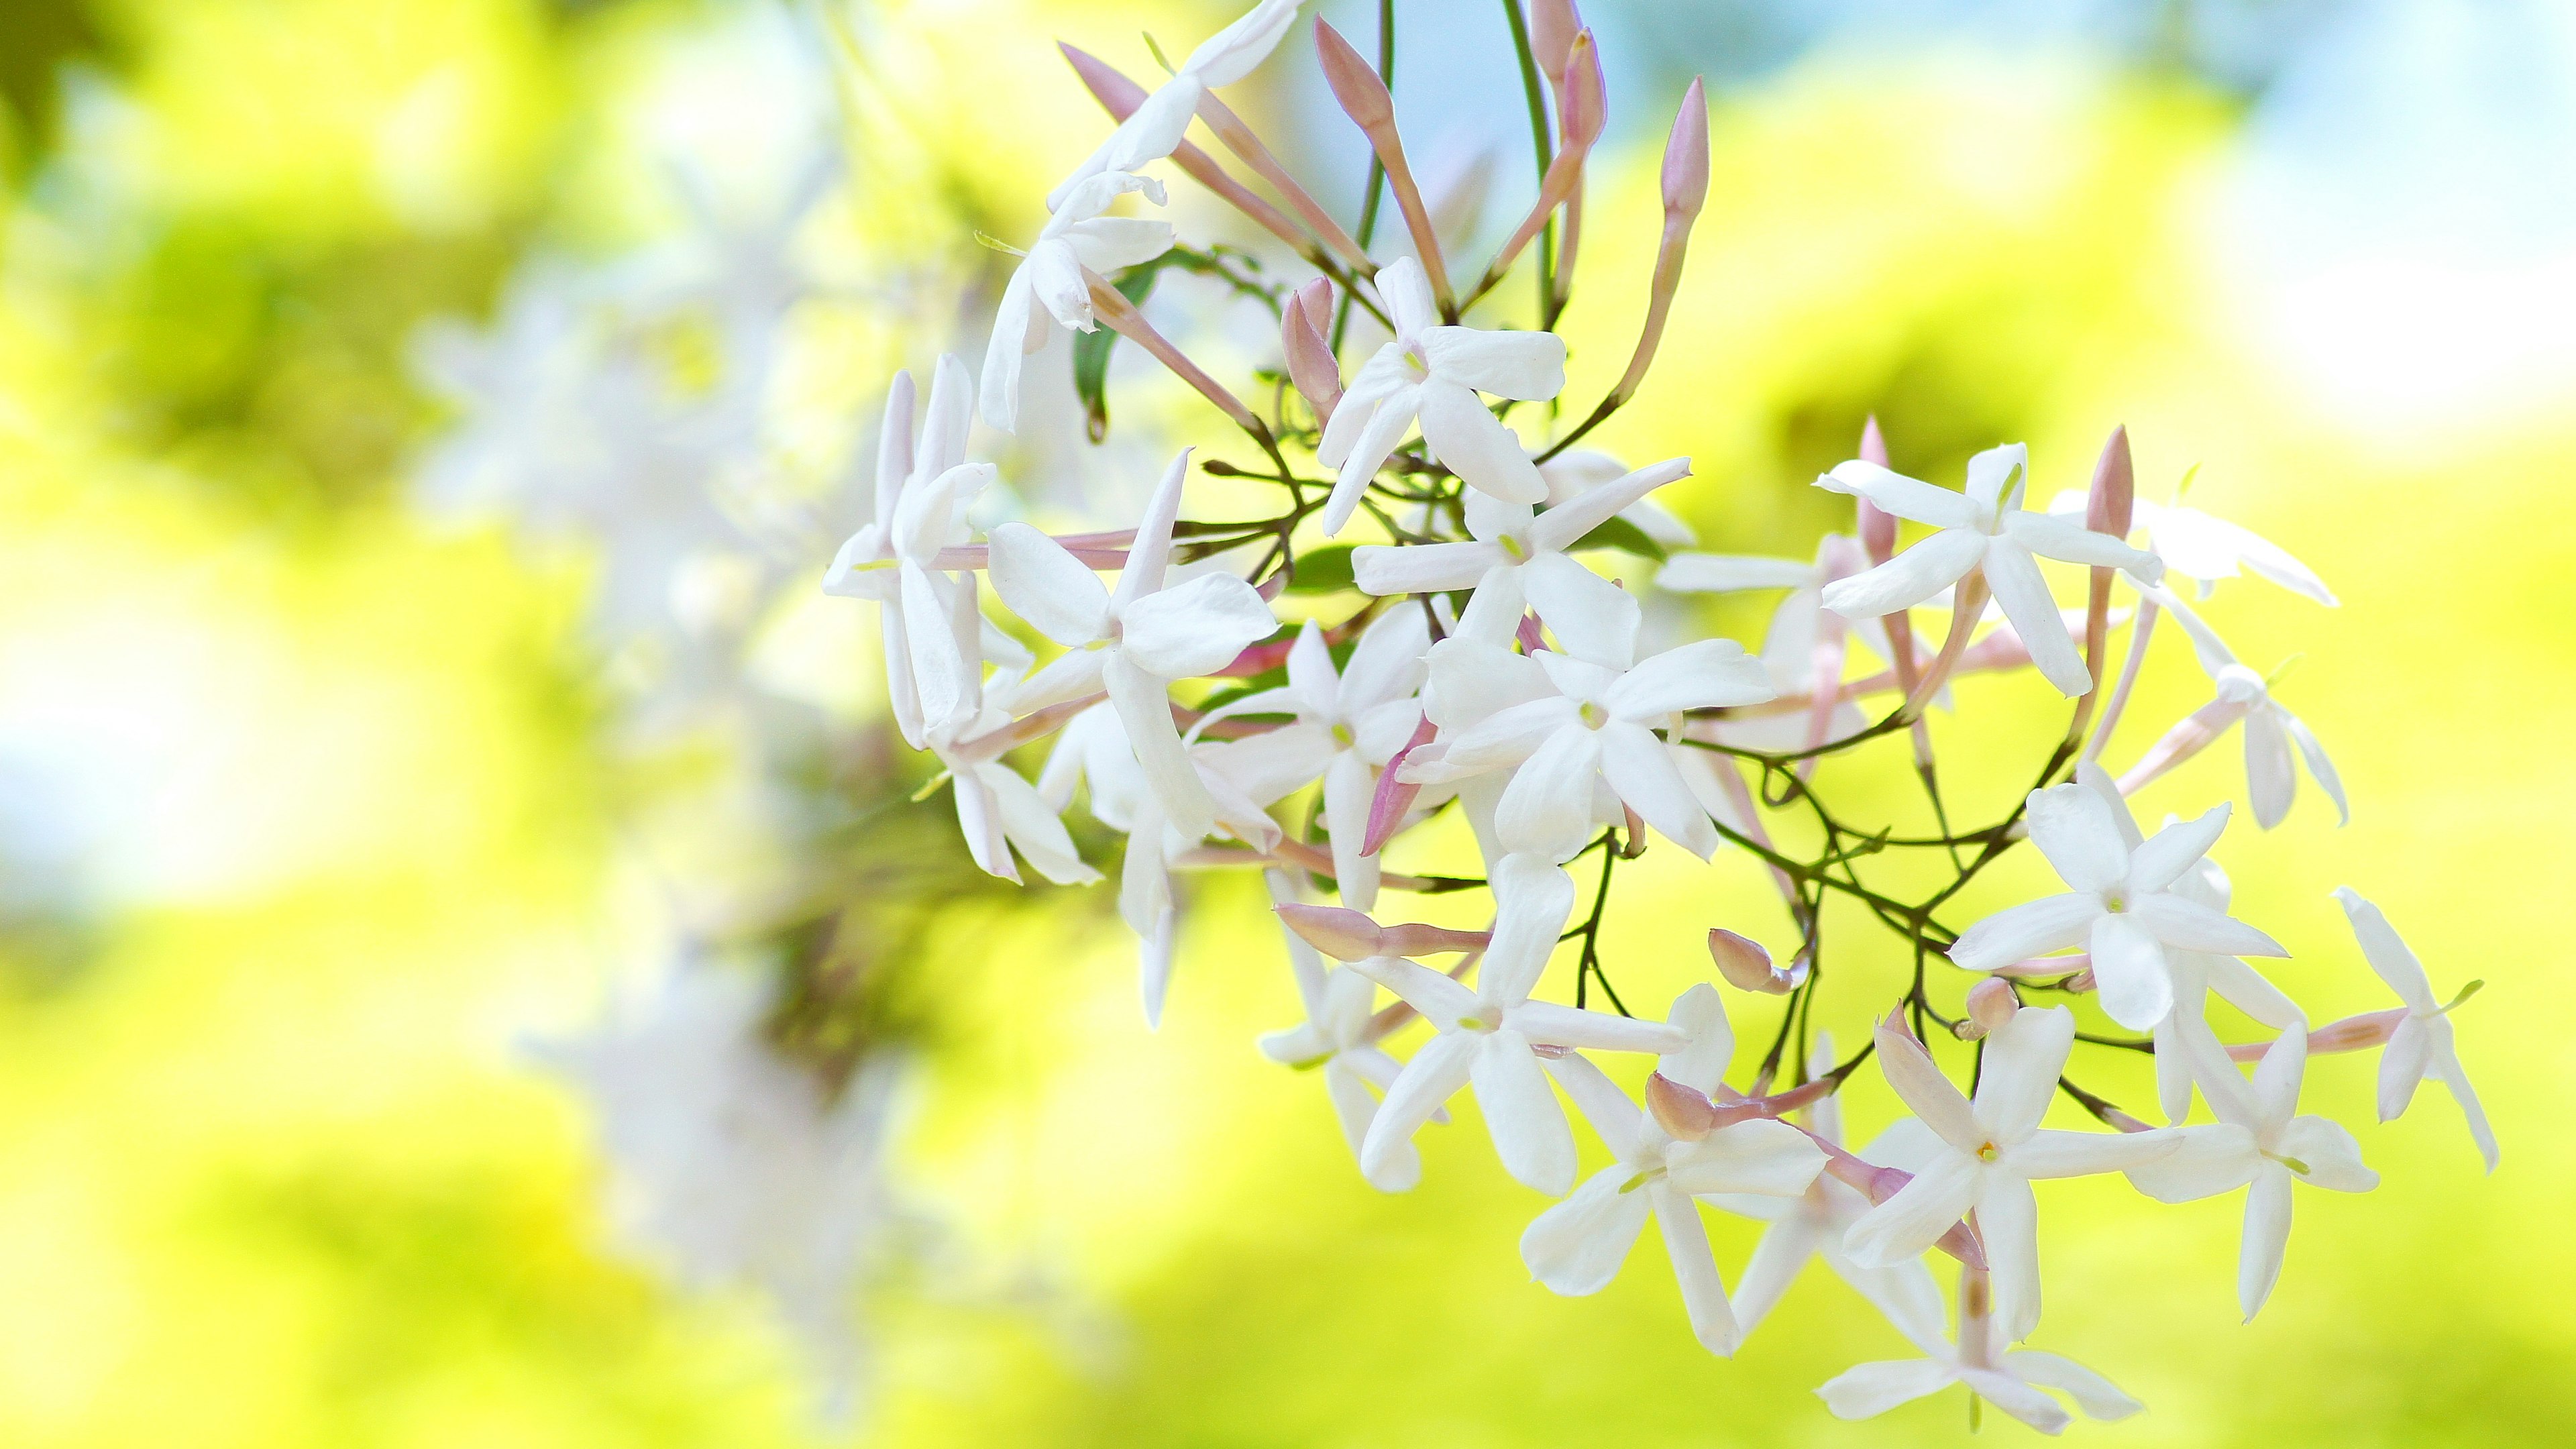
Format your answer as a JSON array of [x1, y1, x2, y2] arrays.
[[0, 1, 2565, 1444]]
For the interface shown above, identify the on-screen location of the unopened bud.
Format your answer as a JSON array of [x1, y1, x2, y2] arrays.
[[1956, 977, 2020, 1040], [1280, 279, 1341, 422], [1562, 32, 1606, 149], [1313, 20, 1395, 131], [1857, 417, 1898, 562], [1660, 76, 1709, 222], [1708, 928, 1802, 994], [1646, 1071, 1721, 1140], [1529, 0, 1582, 84], [1277, 902, 1492, 962], [2086, 424, 2135, 540]]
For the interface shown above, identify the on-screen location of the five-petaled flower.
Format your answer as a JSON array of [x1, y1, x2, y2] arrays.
[[979, 172, 1176, 434], [2336, 887, 2496, 1171]]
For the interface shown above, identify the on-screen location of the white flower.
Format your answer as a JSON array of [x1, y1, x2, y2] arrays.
[[1843, 1007, 2177, 1342], [1195, 610, 1429, 910], [2148, 844, 2304, 1124], [1352, 855, 1687, 1195], [2127, 1025, 2377, 1318], [1816, 1313, 2142, 1434], [1520, 985, 1826, 1355], [2335, 887, 2496, 1171], [2049, 488, 2337, 605], [2127, 586, 2346, 829], [1315, 257, 1567, 533], [1045, 0, 1303, 209], [1710, 1037, 1949, 1344], [1817, 443, 2162, 696], [1660, 533, 1896, 751], [1253, 872, 1433, 1185], [823, 358, 992, 746], [979, 171, 1177, 434], [988, 448, 1280, 841], [1540, 448, 1697, 548], [1947, 764, 2288, 1031], [1409, 611, 1774, 863], [922, 692, 1102, 888], [1350, 458, 1688, 665]]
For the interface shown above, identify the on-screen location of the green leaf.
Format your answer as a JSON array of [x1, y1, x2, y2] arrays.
[[1570, 513, 1668, 563], [1073, 264, 1163, 443], [1286, 544, 1356, 595]]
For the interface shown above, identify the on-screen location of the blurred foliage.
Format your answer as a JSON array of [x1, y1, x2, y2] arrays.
[[0, 1, 2569, 1447]]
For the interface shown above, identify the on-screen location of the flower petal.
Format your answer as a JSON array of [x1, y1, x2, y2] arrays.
[[2025, 783, 2131, 894], [1729, 1214, 1824, 1340], [1973, 1004, 2076, 1143], [1948, 894, 2102, 973], [1420, 326, 1568, 400], [2123, 1122, 2259, 1203], [987, 522, 1114, 645], [1526, 458, 1693, 553], [2129, 803, 2229, 894], [1981, 1172, 2044, 1341], [1493, 724, 1606, 863], [1605, 638, 1776, 717], [2002, 1351, 2143, 1422], [2134, 892, 2288, 958], [1513, 1000, 1688, 1054], [1874, 1015, 1982, 1152], [1482, 853, 1578, 1004], [2277, 1114, 2378, 1193], [1651, 1185, 1742, 1355], [1118, 572, 1280, 679], [2088, 912, 2175, 1032], [1817, 460, 1978, 529], [1667, 1120, 1827, 1197], [2333, 887, 2434, 1009], [1520, 1165, 1651, 1295], [1521, 553, 1642, 669], [2008, 1127, 2179, 1179], [1417, 378, 1548, 503], [1104, 652, 1220, 841], [1597, 720, 1718, 859], [2239, 1165, 2293, 1320], [1351, 540, 1499, 596], [1656, 553, 1815, 594], [1474, 1030, 1577, 1195], [1817, 1358, 1961, 1421], [1982, 539, 2091, 696], [1842, 1151, 1980, 1268], [1819, 529, 1986, 618], [1360, 1028, 1477, 1189]]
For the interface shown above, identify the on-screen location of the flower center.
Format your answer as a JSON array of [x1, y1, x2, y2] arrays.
[[2102, 890, 2128, 914], [1497, 533, 1529, 561], [1579, 700, 1610, 729], [1617, 1165, 1668, 1194], [1976, 1140, 2000, 1163], [1456, 1012, 1494, 1033], [1331, 722, 1354, 749]]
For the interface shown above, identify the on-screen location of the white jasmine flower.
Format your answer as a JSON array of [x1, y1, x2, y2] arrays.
[[1409, 612, 1774, 863], [1195, 610, 1429, 910], [1350, 458, 1689, 665], [2049, 488, 2337, 605], [1660, 533, 1898, 751], [1316, 257, 1568, 533], [1817, 1311, 2142, 1433], [1709, 1038, 1948, 1344], [923, 694, 1102, 888], [988, 449, 1279, 841], [1353, 855, 1687, 1195], [979, 171, 1177, 434], [2334, 887, 2496, 1171], [1519, 985, 1826, 1355], [1539, 448, 1697, 547], [1256, 872, 1428, 1187], [823, 358, 993, 747], [1046, 0, 1303, 209], [1817, 443, 2162, 696], [1843, 1007, 2177, 1342], [1948, 765, 2288, 1031], [2124, 587, 2346, 829], [2147, 843, 2304, 1124], [2127, 1026, 2377, 1318]]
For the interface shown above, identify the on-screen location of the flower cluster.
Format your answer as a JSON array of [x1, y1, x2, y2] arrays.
[[826, 0, 2493, 1430]]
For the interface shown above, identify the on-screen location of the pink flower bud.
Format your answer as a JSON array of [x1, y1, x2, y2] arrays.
[[1708, 928, 1800, 994], [1529, 0, 1582, 84], [1857, 417, 1899, 563], [1274, 902, 1489, 962], [1955, 977, 2019, 1040], [1313, 20, 1394, 131], [1660, 76, 1708, 223], [1646, 1071, 1721, 1140], [1362, 715, 1438, 856], [1280, 278, 1341, 422], [2086, 424, 2135, 539], [1562, 32, 1606, 149]]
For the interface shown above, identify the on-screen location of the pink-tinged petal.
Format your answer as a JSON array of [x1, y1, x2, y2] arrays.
[[1420, 326, 1568, 400], [1493, 724, 1605, 863], [1656, 553, 1815, 594], [2129, 803, 2230, 894], [1527, 458, 1693, 553], [2124, 1122, 2259, 1202], [1482, 853, 1578, 1004], [2088, 912, 2174, 1032], [1351, 539, 1499, 596], [1817, 460, 1979, 529], [1521, 553, 1642, 669], [1874, 1014, 1982, 1150], [1981, 1173, 2044, 1341], [1819, 529, 1986, 619], [1364, 714, 1438, 856], [1948, 894, 2102, 973], [1606, 638, 1776, 717], [2276, 1115, 2378, 1193], [1118, 572, 1280, 679], [1417, 378, 1548, 503], [2333, 886, 2434, 1009], [1982, 539, 2091, 696], [2002, 1351, 2143, 1422], [2239, 1165, 2294, 1320], [1843, 1152, 1981, 1269], [1520, 1165, 1650, 1294], [1730, 1214, 1826, 1339], [1104, 653, 1220, 841], [1974, 1004, 2076, 1142], [2377, 1015, 2431, 1123], [2025, 783, 2131, 894], [2134, 892, 2288, 958], [2008, 1127, 2178, 1179], [1817, 1359, 1962, 1421], [1668, 1120, 1827, 1197], [1650, 1185, 1743, 1355], [987, 522, 1114, 645], [1474, 1030, 1577, 1195], [1598, 721, 1718, 859], [1514, 1000, 1687, 1054], [1359, 1028, 1477, 1189]]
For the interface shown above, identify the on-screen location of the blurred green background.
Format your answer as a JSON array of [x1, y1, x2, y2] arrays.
[[0, 0, 2568, 1444]]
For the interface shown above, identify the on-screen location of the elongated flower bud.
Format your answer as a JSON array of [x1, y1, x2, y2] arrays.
[[1529, 0, 1582, 85], [1059, 42, 1312, 260], [1858, 417, 1897, 562], [1479, 31, 1605, 290], [1709, 927, 1803, 994], [1281, 278, 1341, 422], [1602, 76, 1705, 407], [1315, 19, 1452, 308], [1275, 902, 1489, 961]]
